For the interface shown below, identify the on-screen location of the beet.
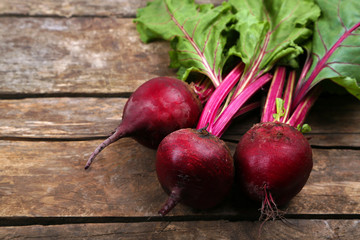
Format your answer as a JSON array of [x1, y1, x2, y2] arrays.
[[234, 122, 313, 215], [156, 128, 234, 216], [85, 77, 202, 169]]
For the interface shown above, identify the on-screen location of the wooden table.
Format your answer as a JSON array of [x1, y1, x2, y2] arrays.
[[0, 1, 359, 239]]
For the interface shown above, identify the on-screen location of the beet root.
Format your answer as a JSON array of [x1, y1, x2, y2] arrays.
[[234, 122, 313, 218], [156, 128, 234, 216], [85, 77, 202, 169]]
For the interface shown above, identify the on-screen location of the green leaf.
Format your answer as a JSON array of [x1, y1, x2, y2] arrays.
[[297, 123, 312, 133], [304, 0, 360, 100], [228, 0, 321, 75], [134, 0, 235, 86], [272, 98, 285, 121]]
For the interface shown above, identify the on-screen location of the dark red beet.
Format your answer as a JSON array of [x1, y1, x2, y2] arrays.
[[156, 128, 234, 216], [85, 77, 202, 169], [234, 122, 312, 217]]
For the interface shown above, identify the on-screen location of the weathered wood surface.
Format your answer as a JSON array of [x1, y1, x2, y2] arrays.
[[1, 220, 360, 240], [0, 139, 359, 217], [0, 0, 223, 17], [1, 95, 358, 147], [1, 0, 360, 238], [0, 18, 176, 95], [0, 98, 126, 139]]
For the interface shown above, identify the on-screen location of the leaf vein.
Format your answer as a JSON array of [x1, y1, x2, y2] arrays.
[[270, 2, 299, 34], [179, 57, 203, 63], [325, 65, 342, 77], [316, 22, 328, 52], [164, 2, 220, 86], [327, 61, 360, 66], [337, 0, 348, 31], [339, 44, 360, 48]]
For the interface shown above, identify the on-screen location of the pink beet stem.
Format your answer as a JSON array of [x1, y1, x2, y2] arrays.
[[210, 73, 272, 137], [158, 187, 182, 216], [84, 126, 126, 170], [294, 53, 313, 98], [287, 86, 322, 128], [280, 70, 296, 123], [261, 66, 286, 123], [197, 62, 244, 129]]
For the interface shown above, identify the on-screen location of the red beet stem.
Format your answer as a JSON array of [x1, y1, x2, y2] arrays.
[[84, 125, 126, 170], [158, 187, 182, 216], [261, 66, 286, 123]]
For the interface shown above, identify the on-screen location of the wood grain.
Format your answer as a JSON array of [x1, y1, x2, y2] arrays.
[[0, 17, 176, 95], [0, 139, 163, 217], [0, 0, 224, 17], [0, 98, 126, 139], [0, 139, 359, 217], [0, 220, 359, 240], [3, 95, 358, 147], [287, 148, 360, 214]]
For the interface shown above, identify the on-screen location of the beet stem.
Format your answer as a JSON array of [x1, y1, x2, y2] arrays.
[[197, 62, 244, 130], [280, 70, 296, 123], [287, 86, 322, 128], [261, 66, 286, 123], [84, 126, 126, 170], [211, 73, 272, 137], [158, 187, 182, 216]]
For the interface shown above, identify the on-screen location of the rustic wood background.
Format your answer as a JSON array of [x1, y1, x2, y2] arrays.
[[0, 0, 359, 239]]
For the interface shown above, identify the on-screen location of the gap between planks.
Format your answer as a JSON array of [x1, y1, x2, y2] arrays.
[[2, 136, 360, 151], [2, 214, 360, 227], [0, 93, 132, 100], [1, 134, 359, 152]]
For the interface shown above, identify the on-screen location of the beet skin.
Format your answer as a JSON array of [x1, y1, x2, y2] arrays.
[[85, 77, 202, 169], [234, 122, 313, 206], [121, 77, 202, 148], [156, 128, 234, 216]]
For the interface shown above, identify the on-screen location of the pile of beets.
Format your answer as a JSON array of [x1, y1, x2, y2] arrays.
[[83, 0, 360, 221]]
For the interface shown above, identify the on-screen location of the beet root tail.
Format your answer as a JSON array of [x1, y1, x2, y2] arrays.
[[158, 187, 182, 216], [259, 185, 283, 221], [84, 126, 126, 170]]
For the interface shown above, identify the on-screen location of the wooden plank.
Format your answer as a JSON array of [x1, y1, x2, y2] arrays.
[[0, 220, 360, 239], [0, 139, 164, 217], [0, 98, 126, 139], [306, 95, 360, 134], [0, 17, 176, 95], [0, 140, 359, 217], [0, 0, 224, 17], [1, 95, 359, 146], [287, 148, 360, 214]]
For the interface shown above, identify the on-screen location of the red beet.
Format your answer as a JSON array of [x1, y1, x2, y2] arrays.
[[234, 122, 312, 217], [156, 128, 234, 216], [85, 77, 202, 169]]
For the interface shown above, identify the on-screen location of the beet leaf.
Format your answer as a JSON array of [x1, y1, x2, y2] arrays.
[[134, 0, 236, 87], [293, 0, 360, 106], [228, 0, 321, 93]]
